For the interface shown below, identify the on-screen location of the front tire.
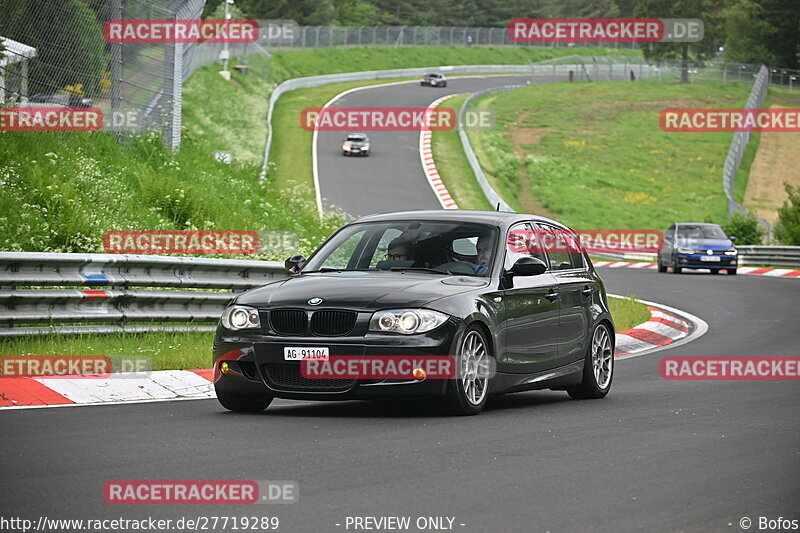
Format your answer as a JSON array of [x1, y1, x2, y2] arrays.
[[672, 255, 682, 274], [728, 268, 737, 275], [657, 257, 667, 273], [567, 323, 614, 400], [216, 390, 273, 412], [443, 327, 491, 415]]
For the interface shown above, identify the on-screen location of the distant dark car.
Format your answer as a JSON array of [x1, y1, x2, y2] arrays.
[[27, 92, 94, 108], [213, 210, 615, 415], [420, 73, 447, 87], [342, 133, 370, 156], [657, 222, 738, 274]]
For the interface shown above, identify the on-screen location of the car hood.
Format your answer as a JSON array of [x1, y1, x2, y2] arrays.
[[235, 271, 487, 310], [686, 238, 733, 251]]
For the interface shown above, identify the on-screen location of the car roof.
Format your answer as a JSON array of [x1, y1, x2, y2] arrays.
[[353, 209, 567, 228], [675, 222, 723, 227]]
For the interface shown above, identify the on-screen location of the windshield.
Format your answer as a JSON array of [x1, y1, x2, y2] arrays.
[[676, 224, 728, 241], [303, 221, 498, 277], [346, 134, 366, 141]]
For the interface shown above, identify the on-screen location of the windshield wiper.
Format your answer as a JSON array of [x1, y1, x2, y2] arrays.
[[389, 266, 451, 275]]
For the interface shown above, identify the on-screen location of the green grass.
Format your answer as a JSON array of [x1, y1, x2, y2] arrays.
[[0, 296, 650, 371], [268, 46, 641, 84], [181, 55, 272, 165], [464, 81, 753, 229], [608, 295, 651, 332], [0, 331, 214, 371], [430, 93, 493, 210], [0, 60, 346, 258]]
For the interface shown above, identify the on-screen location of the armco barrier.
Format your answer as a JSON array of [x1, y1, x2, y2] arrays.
[[0, 253, 287, 337], [735, 245, 800, 268]]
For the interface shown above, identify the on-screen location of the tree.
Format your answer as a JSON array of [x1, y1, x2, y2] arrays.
[[775, 183, 800, 245], [723, 0, 777, 65], [5, 0, 108, 96], [634, 0, 726, 83], [722, 212, 765, 245]]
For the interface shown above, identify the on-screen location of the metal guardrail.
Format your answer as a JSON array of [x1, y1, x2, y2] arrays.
[[592, 246, 800, 268], [735, 245, 800, 268], [0, 253, 288, 337]]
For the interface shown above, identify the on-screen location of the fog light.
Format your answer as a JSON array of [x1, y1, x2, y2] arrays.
[[413, 368, 426, 380], [220, 362, 229, 375]]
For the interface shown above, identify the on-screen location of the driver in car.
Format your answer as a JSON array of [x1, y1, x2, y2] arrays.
[[387, 238, 416, 263], [473, 234, 493, 275]]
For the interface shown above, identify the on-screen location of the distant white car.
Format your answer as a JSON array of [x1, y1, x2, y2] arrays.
[[342, 133, 370, 156], [420, 73, 447, 87]]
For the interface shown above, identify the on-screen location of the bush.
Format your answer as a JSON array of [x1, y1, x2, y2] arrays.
[[5, 0, 108, 97], [775, 183, 800, 245], [722, 212, 765, 245]]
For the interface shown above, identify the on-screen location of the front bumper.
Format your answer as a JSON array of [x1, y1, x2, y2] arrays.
[[677, 253, 737, 269], [213, 321, 462, 401]]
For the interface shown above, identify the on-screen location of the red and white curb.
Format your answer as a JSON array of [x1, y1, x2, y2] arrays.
[[0, 369, 214, 409], [419, 94, 460, 210], [610, 295, 708, 360], [594, 261, 800, 278]]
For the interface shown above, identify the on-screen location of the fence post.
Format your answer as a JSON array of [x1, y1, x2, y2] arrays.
[[110, 0, 123, 139]]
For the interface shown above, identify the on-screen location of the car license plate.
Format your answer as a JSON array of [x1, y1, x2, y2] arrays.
[[701, 255, 721, 262], [284, 347, 329, 361]]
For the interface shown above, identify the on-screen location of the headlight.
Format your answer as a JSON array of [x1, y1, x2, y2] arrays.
[[724, 248, 738, 255], [369, 309, 448, 334], [362, 144, 370, 150], [677, 247, 695, 254], [342, 143, 350, 149], [221, 305, 260, 331]]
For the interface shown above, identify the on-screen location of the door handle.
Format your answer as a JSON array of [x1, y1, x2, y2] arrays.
[[545, 289, 558, 302], [581, 285, 593, 297]]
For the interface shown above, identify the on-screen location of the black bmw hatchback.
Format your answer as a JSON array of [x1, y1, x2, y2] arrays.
[[213, 211, 615, 415]]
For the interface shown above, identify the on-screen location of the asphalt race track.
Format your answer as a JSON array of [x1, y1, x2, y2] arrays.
[[315, 74, 544, 217], [2, 269, 799, 532]]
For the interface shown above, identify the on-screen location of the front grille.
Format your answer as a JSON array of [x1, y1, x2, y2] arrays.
[[311, 310, 357, 336], [270, 309, 307, 335], [262, 365, 356, 391]]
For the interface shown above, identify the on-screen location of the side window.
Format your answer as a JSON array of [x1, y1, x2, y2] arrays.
[[538, 223, 584, 271], [505, 222, 546, 270]]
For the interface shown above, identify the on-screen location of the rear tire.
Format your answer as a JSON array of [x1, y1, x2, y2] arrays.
[[710, 269, 720, 274], [728, 268, 737, 275], [443, 327, 491, 415], [567, 323, 614, 400], [216, 390, 272, 412], [657, 258, 667, 273]]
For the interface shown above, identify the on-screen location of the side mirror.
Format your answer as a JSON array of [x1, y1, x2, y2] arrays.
[[729, 235, 737, 242], [508, 256, 547, 277], [285, 254, 306, 273]]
